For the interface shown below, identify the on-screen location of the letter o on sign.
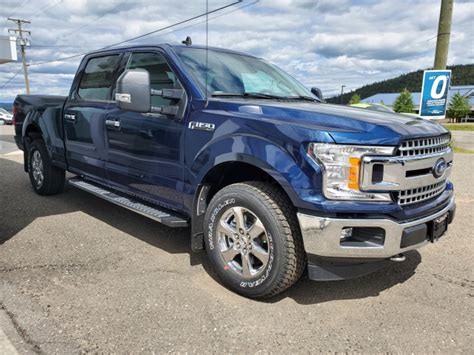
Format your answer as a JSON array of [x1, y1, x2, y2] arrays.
[[430, 75, 448, 99]]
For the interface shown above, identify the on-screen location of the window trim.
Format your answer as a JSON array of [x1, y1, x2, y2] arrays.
[[121, 49, 188, 119], [74, 53, 123, 103]]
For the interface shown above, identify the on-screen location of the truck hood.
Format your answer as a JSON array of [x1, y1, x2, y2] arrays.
[[213, 100, 449, 146]]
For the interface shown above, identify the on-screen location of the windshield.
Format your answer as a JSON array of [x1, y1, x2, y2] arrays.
[[174, 47, 314, 99], [0, 108, 10, 114]]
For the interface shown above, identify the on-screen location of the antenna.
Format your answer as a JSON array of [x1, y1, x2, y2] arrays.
[[182, 36, 192, 46], [205, 0, 209, 107]]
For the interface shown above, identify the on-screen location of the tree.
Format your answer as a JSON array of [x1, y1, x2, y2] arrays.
[[349, 93, 361, 105], [393, 89, 414, 113], [447, 93, 470, 123]]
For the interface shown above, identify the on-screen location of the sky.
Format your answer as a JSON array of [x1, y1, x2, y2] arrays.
[[0, 0, 473, 102]]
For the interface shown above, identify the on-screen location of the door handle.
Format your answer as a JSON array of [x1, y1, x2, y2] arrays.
[[105, 119, 121, 129], [64, 113, 76, 122]]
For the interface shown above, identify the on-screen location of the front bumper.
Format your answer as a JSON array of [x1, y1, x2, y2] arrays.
[[297, 196, 455, 259]]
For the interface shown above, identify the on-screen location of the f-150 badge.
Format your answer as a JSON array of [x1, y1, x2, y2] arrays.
[[188, 121, 215, 132]]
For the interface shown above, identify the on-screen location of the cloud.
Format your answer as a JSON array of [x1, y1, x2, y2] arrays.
[[0, 0, 473, 101]]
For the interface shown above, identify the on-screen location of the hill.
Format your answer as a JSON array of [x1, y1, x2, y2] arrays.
[[0, 102, 12, 113], [327, 64, 474, 104]]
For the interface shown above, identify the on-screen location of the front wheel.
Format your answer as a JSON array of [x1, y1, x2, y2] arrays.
[[204, 182, 306, 299], [28, 139, 65, 195]]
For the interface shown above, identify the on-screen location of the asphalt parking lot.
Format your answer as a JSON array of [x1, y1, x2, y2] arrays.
[[0, 124, 473, 353]]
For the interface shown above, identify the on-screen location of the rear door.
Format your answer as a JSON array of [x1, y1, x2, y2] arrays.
[[63, 53, 122, 180], [104, 50, 187, 210]]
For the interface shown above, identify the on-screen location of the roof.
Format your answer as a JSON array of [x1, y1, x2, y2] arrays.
[[86, 43, 257, 59], [361, 85, 474, 109]]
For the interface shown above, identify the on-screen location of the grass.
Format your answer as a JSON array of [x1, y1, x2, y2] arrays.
[[443, 123, 474, 131], [453, 146, 474, 154]]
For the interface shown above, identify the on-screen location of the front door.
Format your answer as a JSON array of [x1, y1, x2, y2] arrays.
[[104, 51, 186, 211], [63, 53, 122, 180]]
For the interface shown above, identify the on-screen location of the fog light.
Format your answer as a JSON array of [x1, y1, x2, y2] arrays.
[[340, 227, 353, 241], [340, 227, 385, 247]]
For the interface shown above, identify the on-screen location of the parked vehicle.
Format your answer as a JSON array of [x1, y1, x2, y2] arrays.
[[0, 108, 13, 125], [12, 43, 455, 298]]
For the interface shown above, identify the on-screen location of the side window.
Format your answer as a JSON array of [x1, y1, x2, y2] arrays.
[[77, 55, 120, 101], [126, 52, 178, 107]]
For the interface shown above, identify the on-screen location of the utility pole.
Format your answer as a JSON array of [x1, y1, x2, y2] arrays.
[[434, 0, 453, 69], [340, 85, 346, 105], [8, 18, 31, 94]]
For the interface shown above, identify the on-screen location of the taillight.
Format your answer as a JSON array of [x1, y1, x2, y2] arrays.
[[12, 105, 17, 126]]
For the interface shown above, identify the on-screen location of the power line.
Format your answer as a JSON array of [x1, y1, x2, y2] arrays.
[[101, 0, 243, 49], [3, 0, 30, 27], [0, 67, 23, 91], [59, 2, 124, 38], [142, 0, 258, 41], [36, 0, 66, 17], [30, 1, 257, 53], [28, 0, 244, 67]]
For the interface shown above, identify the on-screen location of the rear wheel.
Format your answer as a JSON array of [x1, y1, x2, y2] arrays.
[[204, 182, 306, 299], [28, 139, 65, 195]]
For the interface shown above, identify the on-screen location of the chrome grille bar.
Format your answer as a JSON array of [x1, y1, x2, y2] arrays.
[[396, 180, 446, 206], [398, 134, 450, 157]]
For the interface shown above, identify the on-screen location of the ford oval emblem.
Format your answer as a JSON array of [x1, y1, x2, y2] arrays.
[[433, 158, 447, 178]]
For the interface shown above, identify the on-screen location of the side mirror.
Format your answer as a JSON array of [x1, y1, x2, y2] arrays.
[[311, 87, 324, 101], [115, 69, 151, 113], [115, 69, 185, 115]]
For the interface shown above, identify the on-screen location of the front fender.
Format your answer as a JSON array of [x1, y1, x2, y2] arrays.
[[187, 134, 324, 208]]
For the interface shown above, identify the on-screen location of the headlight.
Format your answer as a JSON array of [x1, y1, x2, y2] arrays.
[[307, 143, 395, 201]]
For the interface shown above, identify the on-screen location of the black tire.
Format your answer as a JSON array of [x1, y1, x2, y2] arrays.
[[28, 139, 65, 195], [204, 182, 306, 299]]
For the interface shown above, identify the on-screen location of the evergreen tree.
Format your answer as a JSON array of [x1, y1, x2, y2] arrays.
[[349, 93, 361, 105], [393, 89, 414, 113], [447, 93, 470, 122]]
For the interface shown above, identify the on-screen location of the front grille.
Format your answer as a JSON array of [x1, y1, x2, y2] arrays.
[[398, 134, 450, 158], [396, 180, 446, 206]]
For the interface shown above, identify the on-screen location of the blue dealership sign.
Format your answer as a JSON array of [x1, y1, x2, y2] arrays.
[[419, 70, 451, 119]]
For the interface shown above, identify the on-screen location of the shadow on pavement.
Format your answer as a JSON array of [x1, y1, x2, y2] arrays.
[[0, 157, 204, 266], [1, 156, 420, 305], [270, 250, 421, 305]]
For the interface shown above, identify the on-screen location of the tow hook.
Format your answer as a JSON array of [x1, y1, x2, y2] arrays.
[[390, 253, 406, 262]]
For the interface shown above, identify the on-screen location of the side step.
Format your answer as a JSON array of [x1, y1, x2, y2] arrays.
[[68, 177, 189, 228]]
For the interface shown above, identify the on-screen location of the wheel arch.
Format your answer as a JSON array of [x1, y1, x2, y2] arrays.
[[22, 117, 45, 172], [190, 157, 301, 252], [22, 108, 66, 172]]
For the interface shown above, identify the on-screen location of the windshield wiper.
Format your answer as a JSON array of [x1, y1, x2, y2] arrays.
[[212, 92, 318, 102], [211, 92, 283, 99], [280, 95, 318, 102]]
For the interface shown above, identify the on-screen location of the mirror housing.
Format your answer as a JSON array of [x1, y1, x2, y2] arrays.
[[311, 87, 324, 101], [115, 69, 184, 116], [115, 69, 151, 113]]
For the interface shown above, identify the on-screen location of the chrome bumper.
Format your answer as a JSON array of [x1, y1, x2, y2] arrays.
[[297, 196, 455, 258]]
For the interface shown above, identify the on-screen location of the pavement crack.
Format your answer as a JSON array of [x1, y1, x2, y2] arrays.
[[0, 263, 85, 273], [0, 302, 44, 354], [431, 273, 474, 289]]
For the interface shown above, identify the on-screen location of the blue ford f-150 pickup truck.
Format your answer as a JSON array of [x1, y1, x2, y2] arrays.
[[13, 43, 455, 298]]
